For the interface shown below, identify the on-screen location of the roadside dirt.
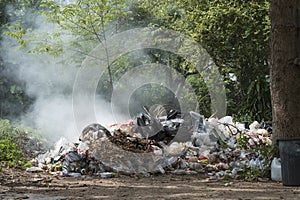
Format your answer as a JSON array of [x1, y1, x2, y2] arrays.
[[1, 168, 300, 200]]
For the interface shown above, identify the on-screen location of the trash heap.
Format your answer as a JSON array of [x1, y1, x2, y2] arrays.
[[31, 108, 274, 179]]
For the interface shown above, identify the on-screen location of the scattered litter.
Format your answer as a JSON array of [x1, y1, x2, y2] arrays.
[[99, 172, 116, 178], [26, 166, 44, 173], [271, 157, 282, 182]]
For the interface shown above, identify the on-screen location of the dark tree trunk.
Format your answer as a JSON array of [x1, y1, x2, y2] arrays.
[[270, 0, 300, 141]]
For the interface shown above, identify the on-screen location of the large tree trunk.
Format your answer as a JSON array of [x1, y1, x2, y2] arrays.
[[270, 0, 300, 141]]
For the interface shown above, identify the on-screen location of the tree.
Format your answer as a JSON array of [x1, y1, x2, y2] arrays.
[[0, 0, 40, 120], [39, 0, 128, 90], [270, 0, 300, 140], [4, 0, 129, 90], [134, 0, 271, 121], [4, 0, 273, 121]]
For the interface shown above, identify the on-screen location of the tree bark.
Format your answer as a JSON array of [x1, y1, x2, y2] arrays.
[[270, 0, 300, 141]]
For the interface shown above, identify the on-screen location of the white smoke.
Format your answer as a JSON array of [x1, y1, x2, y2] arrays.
[[1, 2, 205, 143], [1, 12, 121, 143]]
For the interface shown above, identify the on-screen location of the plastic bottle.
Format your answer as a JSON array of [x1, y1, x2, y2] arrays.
[[271, 157, 282, 182]]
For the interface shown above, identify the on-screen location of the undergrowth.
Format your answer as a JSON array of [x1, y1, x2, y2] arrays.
[[0, 119, 46, 169]]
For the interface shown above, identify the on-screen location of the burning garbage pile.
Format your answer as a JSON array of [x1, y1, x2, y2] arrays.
[[30, 107, 274, 179]]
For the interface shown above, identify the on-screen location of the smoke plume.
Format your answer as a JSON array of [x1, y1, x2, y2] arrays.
[[1, 11, 119, 142]]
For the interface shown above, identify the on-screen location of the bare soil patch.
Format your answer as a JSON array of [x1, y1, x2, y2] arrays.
[[1, 168, 300, 200]]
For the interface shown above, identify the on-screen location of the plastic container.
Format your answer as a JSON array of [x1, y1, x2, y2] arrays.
[[279, 139, 300, 186], [271, 157, 282, 182], [100, 172, 115, 178]]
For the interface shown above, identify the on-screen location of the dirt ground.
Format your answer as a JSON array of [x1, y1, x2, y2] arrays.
[[1, 168, 300, 200]]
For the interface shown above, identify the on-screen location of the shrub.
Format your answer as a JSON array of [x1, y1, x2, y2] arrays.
[[0, 119, 45, 168]]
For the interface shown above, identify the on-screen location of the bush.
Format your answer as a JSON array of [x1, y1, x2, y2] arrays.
[[0, 119, 45, 168], [0, 138, 23, 167]]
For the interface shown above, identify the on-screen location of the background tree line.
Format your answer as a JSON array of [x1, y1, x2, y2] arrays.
[[0, 0, 271, 122]]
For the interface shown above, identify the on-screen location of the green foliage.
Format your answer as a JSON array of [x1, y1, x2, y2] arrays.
[[39, 0, 129, 50], [38, 0, 129, 87], [187, 74, 211, 116], [0, 0, 39, 120], [0, 119, 46, 168], [0, 120, 27, 167], [0, 139, 24, 167], [134, 0, 271, 121], [237, 77, 271, 122], [0, 60, 33, 120], [3, 21, 31, 48], [2, 0, 272, 122]]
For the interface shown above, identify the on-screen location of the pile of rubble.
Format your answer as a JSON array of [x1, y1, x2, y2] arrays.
[[30, 107, 274, 179]]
